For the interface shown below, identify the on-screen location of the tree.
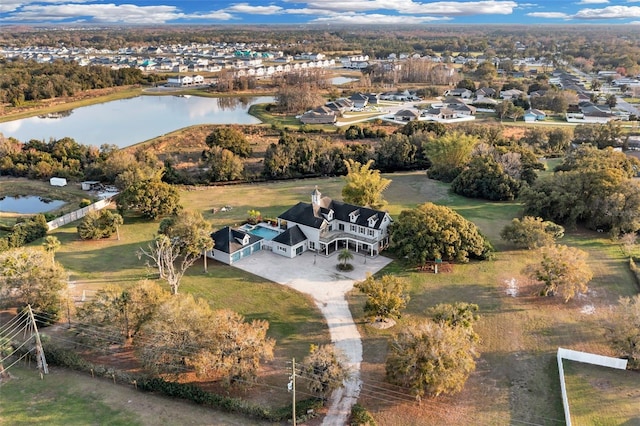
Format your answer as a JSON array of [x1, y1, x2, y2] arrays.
[[337, 248, 354, 268], [42, 235, 61, 264], [526, 244, 592, 302], [494, 100, 515, 122], [299, 344, 350, 399], [354, 274, 410, 322], [386, 318, 479, 398], [137, 294, 274, 384], [606, 295, 640, 369], [500, 216, 565, 249], [201, 146, 244, 182], [451, 156, 521, 201], [158, 210, 214, 274], [424, 131, 479, 182], [0, 247, 68, 323], [391, 202, 492, 265], [0, 335, 13, 379], [204, 127, 252, 158], [76, 281, 169, 346], [117, 179, 181, 220], [342, 159, 391, 209], [77, 209, 123, 240], [521, 147, 640, 234], [428, 302, 480, 343]]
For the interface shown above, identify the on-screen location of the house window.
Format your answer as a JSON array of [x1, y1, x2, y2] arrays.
[[369, 229, 375, 236], [339, 223, 345, 231], [350, 224, 357, 232], [309, 241, 315, 250], [278, 246, 286, 252], [359, 227, 364, 234]]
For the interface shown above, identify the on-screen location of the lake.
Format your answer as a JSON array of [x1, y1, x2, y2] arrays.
[[0, 196, 66, 214], [0, 95, 274, 148]]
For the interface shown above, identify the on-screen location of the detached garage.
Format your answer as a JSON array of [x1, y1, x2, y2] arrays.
[[49, 177, 67, 187]]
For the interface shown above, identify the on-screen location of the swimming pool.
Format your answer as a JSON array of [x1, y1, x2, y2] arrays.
[[241, 224, 281, 240]]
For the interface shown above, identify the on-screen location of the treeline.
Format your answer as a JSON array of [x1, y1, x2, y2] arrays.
[[2, 26, 639, 73], [0, 58, 158, 106]]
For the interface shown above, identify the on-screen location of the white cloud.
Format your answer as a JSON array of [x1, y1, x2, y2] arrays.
[[0, 0, 88, 13], [527, 12, 571, 18], [225, 3, 283, 15], [0, 2, 237, 23], [574, 5, 640, 18], [10, 4, 182, 23], [576, 0, 609, 4], [284, 0, 517, 15], [311, 13, 450, 24]]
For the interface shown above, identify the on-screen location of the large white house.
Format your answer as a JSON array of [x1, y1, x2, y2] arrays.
[[207, 187, 393, 265]]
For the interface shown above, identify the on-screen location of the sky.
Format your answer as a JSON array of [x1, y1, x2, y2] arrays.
[[1, 0, 640, 26]]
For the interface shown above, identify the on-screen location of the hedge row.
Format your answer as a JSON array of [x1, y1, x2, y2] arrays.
[[40, 341, 322, 422]]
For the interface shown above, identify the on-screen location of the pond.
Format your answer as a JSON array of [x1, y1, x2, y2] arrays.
[[0, 196, 66, 214], [331, 76, 359, 85], [0, 95, 274, 149]]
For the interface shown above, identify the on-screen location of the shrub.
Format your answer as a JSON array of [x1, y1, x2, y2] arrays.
[[350, 403, 377, 426]]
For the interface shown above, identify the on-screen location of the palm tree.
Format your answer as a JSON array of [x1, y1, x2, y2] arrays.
[[42, 235, 61, 264], [338, 249, 354, 267]]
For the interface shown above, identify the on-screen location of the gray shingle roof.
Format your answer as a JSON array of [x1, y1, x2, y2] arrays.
[[272, 225, 307, 246], [211, 226, 262, 254]]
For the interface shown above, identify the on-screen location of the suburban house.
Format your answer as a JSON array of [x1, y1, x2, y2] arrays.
[[524, 108, 546, 122], [166, 74, 204, 87], [300, 106, 337, 124], [475, 87, 496, 99], [394, 109, 420, 121], [423, 106, 457, 120], [207, 188, 393, 264], [446, 88, 473, 98], [349, 93, 369, 109], [500, 88, 525, 100]]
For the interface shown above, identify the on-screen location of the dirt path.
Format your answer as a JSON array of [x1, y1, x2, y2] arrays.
[[234, 250, 392, 425]]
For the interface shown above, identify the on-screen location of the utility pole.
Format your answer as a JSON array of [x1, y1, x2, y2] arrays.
[[26, 305, 48, 378], [288, 357, 297, 426]]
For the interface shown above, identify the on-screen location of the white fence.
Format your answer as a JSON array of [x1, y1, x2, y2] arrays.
[[47, 196, 116, 231], [556, 347, 628, 426]]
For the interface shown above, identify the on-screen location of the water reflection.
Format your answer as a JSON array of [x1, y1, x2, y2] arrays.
[[37, 110, 73, 119], [217, 96, 257, 111], [0, 95, 274, 148], [0, 195, 66, 214]]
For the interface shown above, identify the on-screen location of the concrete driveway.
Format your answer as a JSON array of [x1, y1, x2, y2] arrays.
[[233, 250, 393, 426]]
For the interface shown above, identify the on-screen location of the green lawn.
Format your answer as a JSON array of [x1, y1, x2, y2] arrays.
[[0, 366, 139, 426], [563, 360, 640, 425], [20, 170, 640, 424]]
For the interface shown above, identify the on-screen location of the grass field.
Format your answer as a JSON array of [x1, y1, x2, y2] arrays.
[[7, 171, 640, 425], [563, 360, 640, 425], [0, 366, 272, 426]]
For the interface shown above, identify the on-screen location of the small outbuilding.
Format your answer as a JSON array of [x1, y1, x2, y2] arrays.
[[49, 177, 67, 187], [81, 180, 101, 191]]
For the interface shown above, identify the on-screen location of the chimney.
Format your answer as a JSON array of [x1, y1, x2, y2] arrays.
[[311, 186, 321, 205]]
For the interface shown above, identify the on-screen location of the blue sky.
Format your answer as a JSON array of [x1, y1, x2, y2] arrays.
[[2, 0, 640, 25]]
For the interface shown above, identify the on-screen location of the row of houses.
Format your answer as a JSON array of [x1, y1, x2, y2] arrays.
[[300, 90, 423, 124]]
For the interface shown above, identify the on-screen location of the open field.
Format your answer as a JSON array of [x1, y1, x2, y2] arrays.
[[563, 360, 640, 425], [0, 366, 273, 426], [5, 171, 639, 425]]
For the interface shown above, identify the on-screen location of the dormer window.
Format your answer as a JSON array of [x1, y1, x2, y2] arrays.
[[236, 233, 250, 245], [368, 215, 378, 228], [327, 209, 334, 220], [349, 209, 360, 223]]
